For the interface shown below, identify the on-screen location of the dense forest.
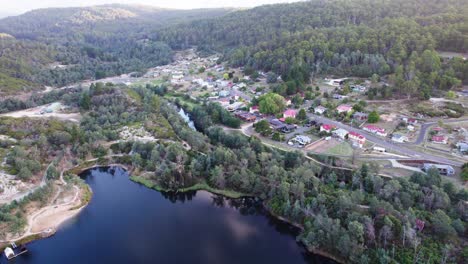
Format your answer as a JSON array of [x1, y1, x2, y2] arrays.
[[1, 0, 467, 98], [156, 0, 467, 98], [0, 5, 231, 94]]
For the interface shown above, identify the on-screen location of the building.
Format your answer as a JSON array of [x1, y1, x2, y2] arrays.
[[392, 134, 408, 143], [348, 132, 366, 148], [407, 125, 415, 131], [336, 104, 353, 114], [353, 112, 368, 121], [363, 125, 387, 137], [219, 90, 230, 97], [333, 94, 344, 100], [249, 106, 259, 114], [293, 135, 312, 145], [408, 118, 418, 125], [320, 124, 336, 133], [422, 163, 455, 175], [431, 135, 448, 144], [234, 112, 256, 122], [333, 128, 349, 139], [314, 106, 327, 115], [283, 109, 297, 119], [269, 119, 296, 133], [226, 102, 245, 112], [456, 142, 468, 153], [351, 85, 366, 93]]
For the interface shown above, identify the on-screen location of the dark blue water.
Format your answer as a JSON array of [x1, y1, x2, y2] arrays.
[[5, 167, 333, 264]]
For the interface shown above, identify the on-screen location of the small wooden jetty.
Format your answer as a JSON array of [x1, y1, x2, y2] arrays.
[[4, 242, 28, 260]]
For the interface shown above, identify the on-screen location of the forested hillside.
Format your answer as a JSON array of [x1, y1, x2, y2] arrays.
[[0, 5, 232, 94], [157, 0, 468, 98], [0, 0, 466, 97]]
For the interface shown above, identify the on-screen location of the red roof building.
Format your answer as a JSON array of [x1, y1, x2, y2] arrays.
[[283, 109, 297, 119], [348, 131, 366, 148], [431, 135, 448, 144], [363, 125, 387, 137], [320, 124, 336, 132]]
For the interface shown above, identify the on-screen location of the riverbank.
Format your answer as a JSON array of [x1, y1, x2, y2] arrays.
[[263, 201, 346, 264], [129, 176, 251, 199]]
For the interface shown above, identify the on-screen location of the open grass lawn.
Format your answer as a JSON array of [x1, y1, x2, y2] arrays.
[[324, 141, 354, 156]]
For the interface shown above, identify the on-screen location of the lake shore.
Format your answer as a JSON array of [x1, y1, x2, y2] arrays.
[[2, 163, 343, 263]]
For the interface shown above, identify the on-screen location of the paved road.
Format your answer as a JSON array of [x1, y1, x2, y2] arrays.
[[308, 114, 465, 166], [413, 118, 468, 145]]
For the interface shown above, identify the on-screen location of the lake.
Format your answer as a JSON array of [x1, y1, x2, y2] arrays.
[[5, 167, 334, 264]]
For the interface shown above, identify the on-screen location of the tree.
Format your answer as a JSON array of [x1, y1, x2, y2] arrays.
[[258, 93, 286, 114], [368, 111, 380, 123], [431, 209, 456, 239], [254, 119, 272, 136], [296, 108, 307, 121]]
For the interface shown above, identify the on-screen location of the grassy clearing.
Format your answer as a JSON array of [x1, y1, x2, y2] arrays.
[[324, 142, 354, 156]]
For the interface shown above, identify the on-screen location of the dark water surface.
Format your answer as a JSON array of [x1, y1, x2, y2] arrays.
[[5, 167, 334, 264]]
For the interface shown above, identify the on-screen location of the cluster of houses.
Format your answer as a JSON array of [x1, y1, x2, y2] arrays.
[[319, 124, 367, 148]]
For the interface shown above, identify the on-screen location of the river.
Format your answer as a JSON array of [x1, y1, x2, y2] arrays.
[[4, 167, 334, 264]]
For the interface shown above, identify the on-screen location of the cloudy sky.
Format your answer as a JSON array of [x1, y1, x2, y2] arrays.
[[1, 0, 304, 15]]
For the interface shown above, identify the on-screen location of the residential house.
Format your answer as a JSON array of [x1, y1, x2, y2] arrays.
[[283, 109, 297, 119], [294, 135, 312, 145], [219, 90, 230, 97], [392, 134, 408, 143], [353, 112, 368, 121], [234, 112, 256, 122], [407, 125, 415, 131], [226, 102, 245, 112], [348, 132, 366, 148], [333, 128, 349, 139], [333, 94, 344, 100], [249, 106, 259, 114], [314, 106, 327, 115], [431, 135, 448, 144], [216, 98, 230, 107], [363, 125, 387, 137], [456, 142, 468, 153], [422, 163, 455, 175], [351, 85, 366, 93], [408, 118, 418, 125], [269, 119, 296, 133], [320, 124, 336, 133], [336, 104, 353, 114]]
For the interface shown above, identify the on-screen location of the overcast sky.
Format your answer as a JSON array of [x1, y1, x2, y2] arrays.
[[0, 0, 304, 15]]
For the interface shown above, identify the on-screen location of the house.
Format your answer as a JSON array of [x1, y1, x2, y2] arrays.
[[456, 142, 468, 153], [226, 102, 245, 112], [216, 98, 230, 107], [408, 118, 418, 125], [336, 104, 353, 114], [351, 85, 366, 93], [293, 135, 312, 145], [363, 125, 387, 137], [431, 135, 448, 144], [234, 112, 256, 122], [407, 125, 415, 131], [283, 109, 297, 119], [333, 128, 349, 139], [348, 132, 366, 148], [333, 94, 344, 100], [249, 106, 259, 114], [353, 112, 368, 121], [269, 119, 296, 133], [392, 134, 408, 143], [320, 124, 336, 133], [314, 106, 327, 115], [219, 90, 230, 97], [422, 163, 455, 175]]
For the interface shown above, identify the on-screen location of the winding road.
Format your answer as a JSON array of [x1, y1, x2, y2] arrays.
[[308, 114, 466, 166]]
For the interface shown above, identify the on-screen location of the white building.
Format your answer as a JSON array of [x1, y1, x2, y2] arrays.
[[333, 128, 349, 139], [392, 134, 408, 143], [314, 106, 327, 115]]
